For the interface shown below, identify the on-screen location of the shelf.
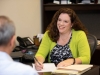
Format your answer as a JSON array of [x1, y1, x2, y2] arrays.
[[42, 1, 100, 39], [44, 4, 100, 11]]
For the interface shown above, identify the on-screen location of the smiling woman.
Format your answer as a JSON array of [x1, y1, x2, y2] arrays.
[[35, 8, 90, 71], [57, 13, 72, 34]]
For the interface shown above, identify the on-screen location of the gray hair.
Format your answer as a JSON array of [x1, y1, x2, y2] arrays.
[[0, 16, 15, 46]]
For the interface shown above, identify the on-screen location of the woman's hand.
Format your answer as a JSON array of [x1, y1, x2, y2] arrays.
[[34, 56, 45, 71], [57, 58, 74, 67], [35, 62, 43, 71]]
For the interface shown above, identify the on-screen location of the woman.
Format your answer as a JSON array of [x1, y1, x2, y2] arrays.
[[35, 8, 90, 70]]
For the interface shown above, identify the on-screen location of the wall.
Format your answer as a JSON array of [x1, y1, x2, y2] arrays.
[[0, 0, 41, 41]]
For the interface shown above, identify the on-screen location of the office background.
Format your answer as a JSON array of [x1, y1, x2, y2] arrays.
[[0, 0, 99, 66], [0, 0, 41, 42]]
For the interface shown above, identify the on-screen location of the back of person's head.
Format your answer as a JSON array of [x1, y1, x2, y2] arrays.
[[0, 16, 15, 46], [47, 8, 88, 42]]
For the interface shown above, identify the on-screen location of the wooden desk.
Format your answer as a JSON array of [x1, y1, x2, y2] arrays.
[[37, 65, 99, 75]]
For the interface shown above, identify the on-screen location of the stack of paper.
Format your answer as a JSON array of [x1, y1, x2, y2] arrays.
[[53, 64, 93, 75]]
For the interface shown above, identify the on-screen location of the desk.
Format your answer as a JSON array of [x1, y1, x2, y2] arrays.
[[10, 51, 23, 62], [37, 65, 99, 75], [11, 47, 38, 63], [25, 62, 99, 75]]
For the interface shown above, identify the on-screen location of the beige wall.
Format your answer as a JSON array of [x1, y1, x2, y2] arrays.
[[0, 0, 41, 40]]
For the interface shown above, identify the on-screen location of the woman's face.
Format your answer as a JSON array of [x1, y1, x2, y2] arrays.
[[57, 13, 72, 34]]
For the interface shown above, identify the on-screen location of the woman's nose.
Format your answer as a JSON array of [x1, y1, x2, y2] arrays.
[[59, 21, 63, 25]]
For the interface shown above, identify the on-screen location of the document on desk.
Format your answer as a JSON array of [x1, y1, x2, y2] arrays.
[[53, 64, 93, 75], [32, 63, 56, 72]]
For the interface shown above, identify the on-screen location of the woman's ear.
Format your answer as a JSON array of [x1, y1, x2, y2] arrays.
[[71, 23, 73, 27]]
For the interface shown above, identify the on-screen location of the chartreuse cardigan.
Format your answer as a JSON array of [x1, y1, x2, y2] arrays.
[[35, 29, 91, 64]]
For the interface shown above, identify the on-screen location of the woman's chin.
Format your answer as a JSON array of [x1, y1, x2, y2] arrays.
[[59, 31, 64, 34]]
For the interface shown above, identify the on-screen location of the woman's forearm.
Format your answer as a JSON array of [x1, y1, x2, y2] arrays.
[[35, 56, 45, 63]]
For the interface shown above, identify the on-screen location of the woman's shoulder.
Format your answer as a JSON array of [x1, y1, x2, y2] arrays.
[[71, 29, 87, 41], [44, 30, 49, 34], [43, 31, 49, 37], [72, 29, 86, 39], [43, 30, 51, 40], [72, 29, 86, 35]]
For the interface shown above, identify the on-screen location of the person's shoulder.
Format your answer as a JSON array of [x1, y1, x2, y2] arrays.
[[0, 61, 38, 75], [13, 61, 32, 69], [44, 30, 49, 34], [43, 30, 49, 38], [10, 61, 38, 75], [72, 29, 85, 35]]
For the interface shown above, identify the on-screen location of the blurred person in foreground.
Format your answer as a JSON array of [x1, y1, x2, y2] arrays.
[[0, 16, 38, 75]]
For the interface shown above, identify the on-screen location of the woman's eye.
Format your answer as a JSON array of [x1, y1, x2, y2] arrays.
[[64, 21, 68, 23], [58, 19, 61, 21]]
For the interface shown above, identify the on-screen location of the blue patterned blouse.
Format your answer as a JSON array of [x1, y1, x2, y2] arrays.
[[50, 33, 73, 66]]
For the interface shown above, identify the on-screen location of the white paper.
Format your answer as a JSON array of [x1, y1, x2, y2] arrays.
[[32, 63, 56, 72]]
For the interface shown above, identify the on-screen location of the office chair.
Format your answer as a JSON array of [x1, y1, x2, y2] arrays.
[[87, 34, 97, 56]]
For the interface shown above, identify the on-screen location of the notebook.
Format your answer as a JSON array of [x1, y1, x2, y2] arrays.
[[52, 64, 93, 75], [33, 63, 93, 75]]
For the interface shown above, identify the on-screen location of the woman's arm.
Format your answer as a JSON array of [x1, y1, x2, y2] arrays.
[[57, 57, 82, 67], [35, 56, 45, 64], [35, 31, 52, 70], [35, 31, 51, 61]]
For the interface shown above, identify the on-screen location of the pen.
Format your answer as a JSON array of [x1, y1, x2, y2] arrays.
[[34, 57, 41, 65]]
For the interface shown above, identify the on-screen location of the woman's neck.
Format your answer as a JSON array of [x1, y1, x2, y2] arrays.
[[60, 30, 71, 40], [57, 30, 72, 46]]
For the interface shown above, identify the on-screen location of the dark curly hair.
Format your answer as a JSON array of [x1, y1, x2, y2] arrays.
[[46, 8, 88, 42]]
